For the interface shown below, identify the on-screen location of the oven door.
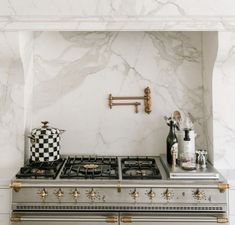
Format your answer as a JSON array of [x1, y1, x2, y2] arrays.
[[11, 212, 118, 225], [120, 213, 229, 225]]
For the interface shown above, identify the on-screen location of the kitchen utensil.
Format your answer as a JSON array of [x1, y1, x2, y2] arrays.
[[173, 110, 181, 130], [28, 121, 65, 162]]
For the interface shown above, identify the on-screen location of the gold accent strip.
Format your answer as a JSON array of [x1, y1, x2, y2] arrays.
[[117, 182, 121, 193], [218, 182, 230, 193], [106, 216, 118, 223], [121, 216, 132, 223], [10, 216, 22, 222], [144, 87, 151, 114], [217, 217, 229, 223], [9, 181, 22, 192]]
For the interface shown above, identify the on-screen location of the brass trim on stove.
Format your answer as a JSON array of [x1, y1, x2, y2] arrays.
[[117, 181, 121, 193], [217, 217, 229, 223], [121, 216, 132, 223], [10, 216, 22, 223], [9, 181, 22, 192], [218, 182, 230, 193], [106, 216, 118, 223]]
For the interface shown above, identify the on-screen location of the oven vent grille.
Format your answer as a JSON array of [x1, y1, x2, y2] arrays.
[[16, 205, 224, 212]]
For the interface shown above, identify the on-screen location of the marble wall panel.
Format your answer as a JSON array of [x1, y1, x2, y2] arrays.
[[213, 32, 235, 169], [30, 31, 206, 156], [0, 32, 24, 176]]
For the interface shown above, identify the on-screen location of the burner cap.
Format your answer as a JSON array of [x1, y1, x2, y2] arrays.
[[31, 169, 46, 175], [83, 163, 99, 169]]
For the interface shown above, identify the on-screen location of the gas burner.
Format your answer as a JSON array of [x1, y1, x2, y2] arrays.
[[60, 156, 119, 179], [124, 169, 153, 177], [83, 163, 99, 169], [121, 157, 162, 180], [15, 158, 65, 179]]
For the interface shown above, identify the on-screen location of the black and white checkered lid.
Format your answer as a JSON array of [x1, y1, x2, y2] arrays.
[[31, 121, 61, 136]]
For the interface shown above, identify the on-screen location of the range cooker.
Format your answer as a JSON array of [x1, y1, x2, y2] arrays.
[[10, 156, 229, 225]]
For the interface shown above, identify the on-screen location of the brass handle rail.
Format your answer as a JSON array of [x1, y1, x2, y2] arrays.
[[109, 87, 151, 114], [121, 216, 228, 223], [11, 216, 118, 223], [10, 181, 229, 191], [112, 96, 144, 100]]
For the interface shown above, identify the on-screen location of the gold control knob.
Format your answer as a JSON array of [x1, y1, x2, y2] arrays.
[[54, 188, 64, 199], [87, 188, 97, 201], [130, 189, 139, 200], [147, 189, 156, 200], [163, 189, 173, 200], [37, 188, 48, 200], [193, 189, 206, 201], [71, 189, 80, 201]]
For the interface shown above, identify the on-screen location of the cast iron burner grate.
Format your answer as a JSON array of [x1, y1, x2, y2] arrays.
[[60, 156, 119, 179], [121, 157, 162, 180], [15, 158, 65, 179]]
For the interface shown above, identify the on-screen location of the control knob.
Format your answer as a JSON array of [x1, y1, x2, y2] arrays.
[[71, 188, 80, 201], [147, 189, 156, 200], [37, 188, 48, 200], [130, 189, 139, 200], [54, 188, 64, 199], [193, 189, 206, 201], [87, 188, 97, 201], [163, 189, 173, 200]]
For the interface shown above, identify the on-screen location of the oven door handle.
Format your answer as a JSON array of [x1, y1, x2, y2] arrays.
[[11, 215, 118, 223], [121, 216, 228, 223]]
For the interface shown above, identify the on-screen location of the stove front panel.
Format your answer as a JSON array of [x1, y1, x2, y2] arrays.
[[12, 186, 227, 213]]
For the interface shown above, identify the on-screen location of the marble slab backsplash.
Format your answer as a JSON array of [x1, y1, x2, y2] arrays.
[[213, 32, 235, 169], [29, 31, 206, 156], [0, 32, 24, 174]]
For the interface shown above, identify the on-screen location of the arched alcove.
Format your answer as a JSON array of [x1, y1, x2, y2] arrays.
[[16, 31, 219, 165]]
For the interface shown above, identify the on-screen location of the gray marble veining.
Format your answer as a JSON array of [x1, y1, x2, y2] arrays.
[[28, 31, 205, 156]]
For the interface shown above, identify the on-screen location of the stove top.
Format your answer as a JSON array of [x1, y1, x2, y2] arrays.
[[16, 158, 65, 179], [11, 155, 228, 216], [15, 156, 162, 180], [60, 156, 119, 179], [121, 157, 162, 180]]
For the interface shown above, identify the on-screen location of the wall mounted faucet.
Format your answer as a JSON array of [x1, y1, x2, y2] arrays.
[[108, 87, 152, 114]]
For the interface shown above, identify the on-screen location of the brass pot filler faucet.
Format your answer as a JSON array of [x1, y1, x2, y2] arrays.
[[108, 87, 151, 114]]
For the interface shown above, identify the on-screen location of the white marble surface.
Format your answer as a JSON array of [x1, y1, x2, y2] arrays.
[[0, 32, 24, 180], [0, 30, 233, 174], [27, 31, 207, 156], [0, 0, 235, 31], [202, 32, 218, 163], [19, 31, 35, 162], [0, 171, 15, 187], [0, 0, 234, 16], [213, 32, 235, 170]]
